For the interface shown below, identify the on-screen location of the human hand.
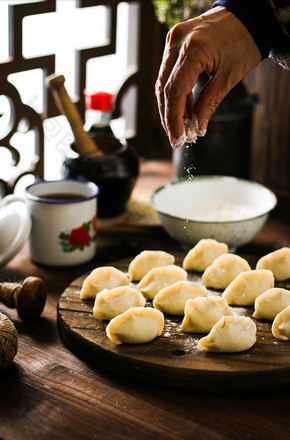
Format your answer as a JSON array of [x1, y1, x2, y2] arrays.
[[155, 6, 261, 148]]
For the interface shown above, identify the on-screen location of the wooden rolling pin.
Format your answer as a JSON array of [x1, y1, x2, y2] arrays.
[[45, 74, 102, 156]]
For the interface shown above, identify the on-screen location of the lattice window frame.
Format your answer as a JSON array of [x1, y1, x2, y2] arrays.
[[0, 0, 160, 196]]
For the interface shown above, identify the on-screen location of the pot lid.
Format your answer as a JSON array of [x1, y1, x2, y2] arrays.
[[0, 195, 31, 267]]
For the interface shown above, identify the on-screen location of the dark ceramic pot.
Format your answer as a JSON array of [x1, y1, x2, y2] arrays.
[[62, 140, 139, 218]]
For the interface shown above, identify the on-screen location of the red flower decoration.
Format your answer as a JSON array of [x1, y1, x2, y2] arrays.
[[68, 226, 91, 247], [91, 215, 97, 232], [58, 215, 96, 253]]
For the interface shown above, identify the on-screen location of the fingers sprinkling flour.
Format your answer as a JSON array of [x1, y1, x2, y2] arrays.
[[171, 114, 207, 148]]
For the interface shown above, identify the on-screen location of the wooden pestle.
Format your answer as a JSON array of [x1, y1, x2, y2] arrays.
[[0, 276, 47, 321], [45, 74, 102, 156]]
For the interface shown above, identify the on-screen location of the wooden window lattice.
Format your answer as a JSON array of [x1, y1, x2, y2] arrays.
[[0, 0, 157, 195]]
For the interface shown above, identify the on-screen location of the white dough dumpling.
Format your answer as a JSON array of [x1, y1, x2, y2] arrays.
[[153, 281, 207, 315], [136, 265, 187, 300], [182, 239, 228, 272], [93, 286, 146, 321], [106, 307, 164, 345], [272, 306, 290, 341], [253, 288, 290, 320], [128, 250, 175, 281], [202, 254, 251, 290], [256, 247, 290, 281], [80, 266, 129, 299], [181, 296, 233, 333], [198, 315, 256, 353], [222, 269, 274, 306]]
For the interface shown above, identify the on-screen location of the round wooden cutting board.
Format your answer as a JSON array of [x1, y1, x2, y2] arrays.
[[57, 253, 290, 393]]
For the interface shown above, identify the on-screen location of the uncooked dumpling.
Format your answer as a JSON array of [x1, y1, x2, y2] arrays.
[[153, 281, 207, 315], [80, 266, 129, 299], [128, 250, 175, 281], [202, 254, 251, 290], [198, 315, 256, 353], [253, 288, 290, 320], [93, 286, 146, 320], [136, 265, 187, 300], [181, 296, 233, 333], [222, 269, 274, 306], [106, 307, 164, 345], [272, 306, 290, 341], [182, 239, 228, 272], [256, 247, 290, 281]]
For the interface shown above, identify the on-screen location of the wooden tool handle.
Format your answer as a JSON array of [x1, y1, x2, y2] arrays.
[[45, 74, 101, 156], [0, 276, 46, 321]]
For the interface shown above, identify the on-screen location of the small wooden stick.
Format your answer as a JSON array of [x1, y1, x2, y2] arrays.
[[45, 73, 102, 156], [0, 277, 47, 321]]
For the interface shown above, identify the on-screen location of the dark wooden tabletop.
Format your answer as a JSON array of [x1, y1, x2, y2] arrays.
[[1, 160, 290, 440]]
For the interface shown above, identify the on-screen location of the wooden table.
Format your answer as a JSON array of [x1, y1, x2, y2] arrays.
[[1, 161, 290, 440]]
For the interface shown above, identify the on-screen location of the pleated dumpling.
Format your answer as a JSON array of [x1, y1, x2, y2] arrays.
[[128, 250, 175, 281], [272, 306, 290, 341], [182, 239, 228, 272], [198, 315, 256, 353], [202, 254, 251, 290], [256, 247, 290, 281], [181, 296, 233, 333], [80, 266, 129, 299], [93, 286, 146, 320], [136, 265, 187, 300], [153, 281, 207, 315], [253, 288, 290, 320], [106, 307, 164, 345], [222, 269, 274, 306]]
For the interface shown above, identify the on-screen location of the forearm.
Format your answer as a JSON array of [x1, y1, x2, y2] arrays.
[[213, 0, 290, 68]]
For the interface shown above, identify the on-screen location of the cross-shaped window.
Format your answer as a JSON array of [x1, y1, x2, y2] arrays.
[[0, 0, 140, 186]]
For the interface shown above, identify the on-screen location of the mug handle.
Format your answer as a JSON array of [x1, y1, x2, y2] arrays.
[[0, 195, 32, 267]]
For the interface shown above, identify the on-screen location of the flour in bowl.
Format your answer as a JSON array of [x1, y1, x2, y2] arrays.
[[181, 200, 258, 221]]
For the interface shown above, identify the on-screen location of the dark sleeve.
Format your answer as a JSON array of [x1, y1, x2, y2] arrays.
[[212, 0, 290, 68]]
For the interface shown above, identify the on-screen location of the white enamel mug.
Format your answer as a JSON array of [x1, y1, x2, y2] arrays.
[[25, 179, 99, 266]]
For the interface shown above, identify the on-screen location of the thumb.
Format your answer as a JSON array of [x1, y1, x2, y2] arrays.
[[194, 75, 233, 133]]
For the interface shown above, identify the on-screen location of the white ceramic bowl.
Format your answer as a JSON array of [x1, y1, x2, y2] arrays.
[[151, 176, 277, 249]]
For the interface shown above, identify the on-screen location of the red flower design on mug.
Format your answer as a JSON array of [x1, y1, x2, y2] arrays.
[[91, 215, 97, 232], [58, 215, 97, 253], [68, 226, 91, 247]]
